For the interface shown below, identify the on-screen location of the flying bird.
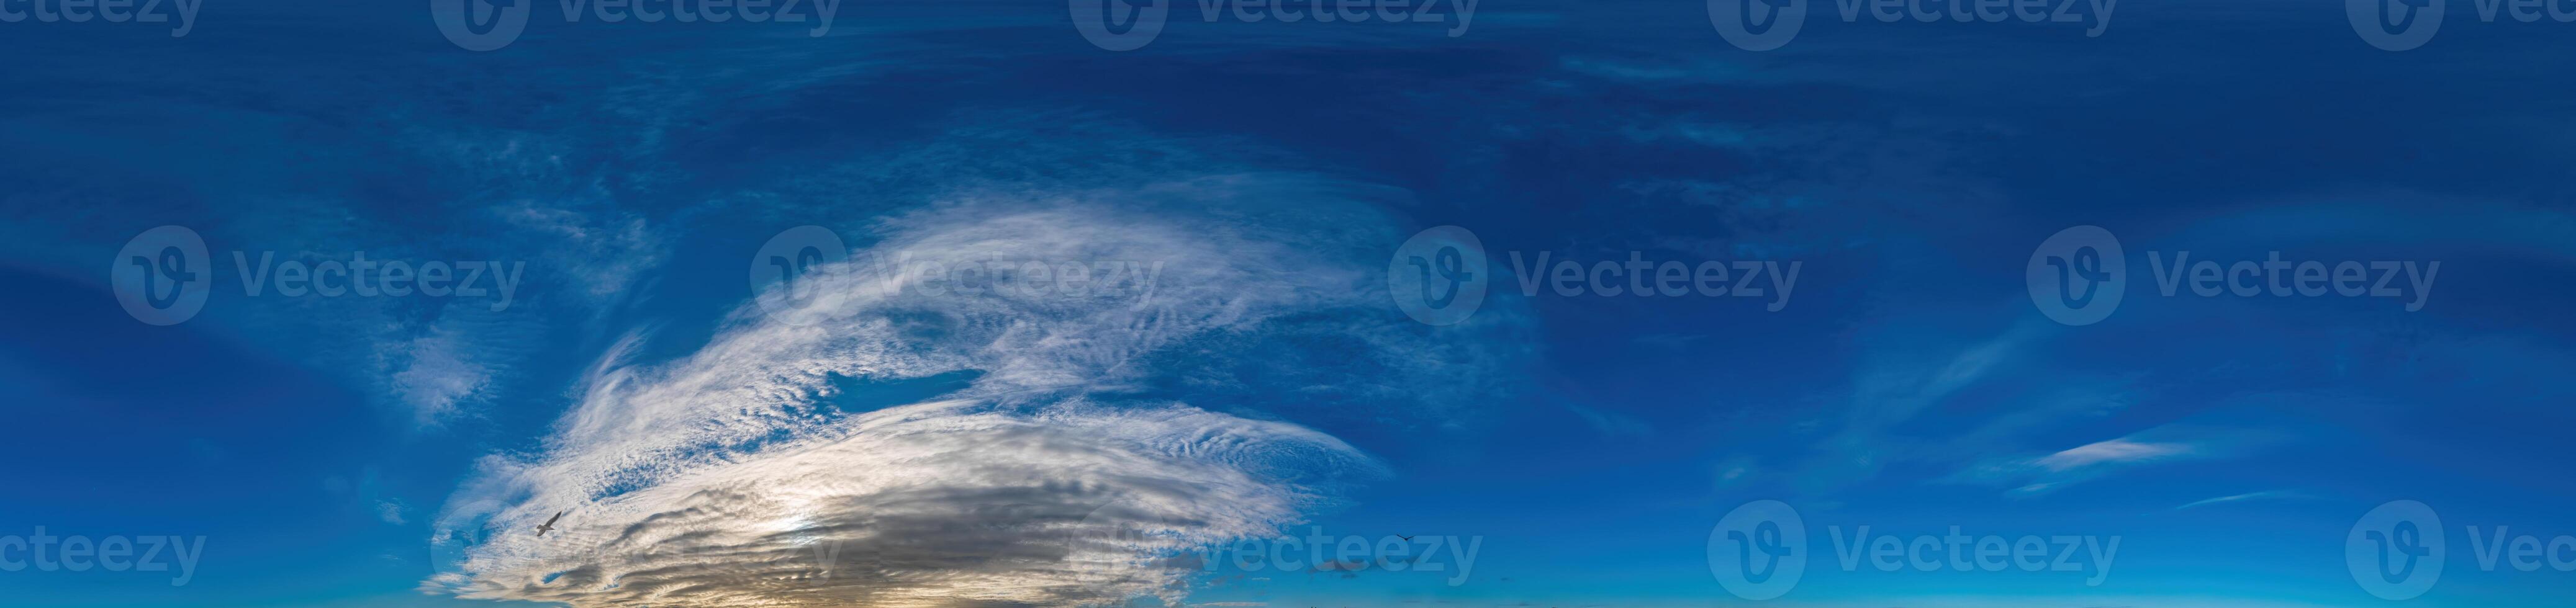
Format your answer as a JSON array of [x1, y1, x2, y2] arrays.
[[534, 511, 565, 537], [1398, 535, 1414, 542]]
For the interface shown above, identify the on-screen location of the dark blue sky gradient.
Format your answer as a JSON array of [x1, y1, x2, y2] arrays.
[[3, 1, 2572, 606]]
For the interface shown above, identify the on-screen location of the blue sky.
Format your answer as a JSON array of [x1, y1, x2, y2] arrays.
[[2, 1, 2574, 606]]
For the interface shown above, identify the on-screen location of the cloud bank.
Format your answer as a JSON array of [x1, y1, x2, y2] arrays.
[[426, 182, 1453, 607]]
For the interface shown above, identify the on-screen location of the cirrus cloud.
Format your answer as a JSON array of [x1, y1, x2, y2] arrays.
[[426, 179, 1477, 607]]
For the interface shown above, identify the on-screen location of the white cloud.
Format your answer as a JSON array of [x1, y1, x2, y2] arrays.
[[2035, 439, 2195, 472], [1945, 424, 2277, 497], [385, 326, 494, 424], [495, 201, 662, 306], [2175, 490, 2305, 511], [425, 186, 1463, 607], [1565, 403, 1651, 437], [1787, 322, 2038, 493]]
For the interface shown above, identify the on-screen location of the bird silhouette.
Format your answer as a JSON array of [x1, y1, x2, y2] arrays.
[[534, 511, 565, 537]]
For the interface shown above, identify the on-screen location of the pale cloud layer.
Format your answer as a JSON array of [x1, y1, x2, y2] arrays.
[[2035, 439, 2195, 472], [427, 184, 1454, 607], [2175, 490, 2306, 511]]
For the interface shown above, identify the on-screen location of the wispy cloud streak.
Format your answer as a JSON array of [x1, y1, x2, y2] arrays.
[[426, 183, 1459, 607]]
